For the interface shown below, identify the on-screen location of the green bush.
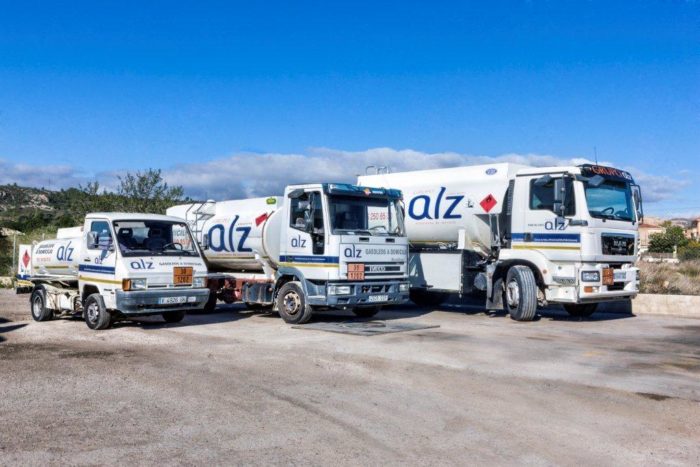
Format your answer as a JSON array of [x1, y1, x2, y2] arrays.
[[679, 242, 700, 261], [648, 223, 689, 253]]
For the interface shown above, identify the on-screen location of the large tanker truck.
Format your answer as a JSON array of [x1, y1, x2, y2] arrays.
[[359, 163, 643, 320], [17, 213, 210, 329], [167, 183, 410, 324]]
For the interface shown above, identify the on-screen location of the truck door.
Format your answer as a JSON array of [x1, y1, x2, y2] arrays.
[[282, 190, 331, 276], [512, 175, 582, 261], [80, 219, 119, 290]]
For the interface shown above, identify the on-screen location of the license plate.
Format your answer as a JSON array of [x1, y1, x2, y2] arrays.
[[602, 268, 614, 286], [613, 270, 627, 282], [173, 267, 193, 285], [368, 294, 388, 303], [159, 296, 187, 305], [348, 263, 365, 281]]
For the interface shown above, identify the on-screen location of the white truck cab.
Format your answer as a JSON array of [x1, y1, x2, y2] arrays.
[[21, 213, 210, 329]]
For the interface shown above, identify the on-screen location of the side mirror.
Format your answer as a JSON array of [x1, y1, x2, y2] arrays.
[[201, 233, 210, 250], [87, 231, 98, 249]]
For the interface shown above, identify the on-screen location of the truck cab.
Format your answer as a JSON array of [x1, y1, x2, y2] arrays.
[[27, 213, 210, 329], [274, 183, 410, 321], [502, 164, 643, 315]]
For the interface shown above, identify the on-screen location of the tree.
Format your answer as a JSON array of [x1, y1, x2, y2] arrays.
[[116, 169, 186, 213], [648, 222, 689, 254]]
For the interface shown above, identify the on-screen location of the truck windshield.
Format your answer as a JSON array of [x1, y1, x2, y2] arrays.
[[329, 195, 405, 236], [584, 180, 635, 222], [113, 220, 199, 257]]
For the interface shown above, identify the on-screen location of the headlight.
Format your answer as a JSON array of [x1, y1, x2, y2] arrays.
[[399, 283, 410, 292], [193, 277, 206, 288], [123, 278, 147, 291], [581, 271, 600, 282], [328, 285, 352, 295]]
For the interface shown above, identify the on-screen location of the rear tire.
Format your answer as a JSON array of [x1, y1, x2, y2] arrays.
[[352, 306, 381, 318], [30, 286, 53, 322], [564, 303, 598, 318], [162, 310, 186, 323], [276, 282, 313, 324], [504, 266, 538, 321], [410, 290, 448, 308], [84, 293, 112, 330]]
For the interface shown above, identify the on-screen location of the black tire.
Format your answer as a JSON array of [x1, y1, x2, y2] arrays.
[[84, 293, 112, 330], [162, 310, 186, 323], [504, 266, 538, 321], [276, 281, 313, 324], [410, 290, 448, 308], [564, 303, 598, 318], [30, 286, 53, 322], [352, 306, 381, 318], [203, 291, 218, 313]]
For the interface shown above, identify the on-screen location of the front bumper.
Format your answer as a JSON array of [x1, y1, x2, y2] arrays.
[[307, 281, 410, 308], [115, 288, 210, 315], [546, 264, 639, 304]]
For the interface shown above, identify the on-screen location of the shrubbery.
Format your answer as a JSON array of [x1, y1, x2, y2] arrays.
[[648, 223, 688, 253], [678, 242, 700, 261]]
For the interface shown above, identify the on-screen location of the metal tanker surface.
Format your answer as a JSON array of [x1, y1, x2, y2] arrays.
[[359, 163, 527, 256], [168, 197, 283, 273], [31, 227, 82, 277]]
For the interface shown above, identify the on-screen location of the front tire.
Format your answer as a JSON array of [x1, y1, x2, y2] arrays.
[[276, 282, 313, 324], [30, 286, 53, 322], [352, 306, 381, 318], [162, 310, 186, 323], [564, 303, 598, 318], [504, 266, 538, 321], [203, 291, 218, 313], [84, 293, 112, 330]]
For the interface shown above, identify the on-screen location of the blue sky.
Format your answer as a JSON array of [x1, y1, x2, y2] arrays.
[[0, 1, 698, 216]]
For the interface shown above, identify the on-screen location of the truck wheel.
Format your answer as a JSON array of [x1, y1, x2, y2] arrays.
[[410, 290, 448, 308], [84, 293, 112, 330], [564, 303, 598, 318], [162, 310, 186, 323], [352, 306, 381, 318], [504, 266, 538, 321], [203, 291, 218, 313], [30, 286, 53, 322], [276, 282, 313, 324]]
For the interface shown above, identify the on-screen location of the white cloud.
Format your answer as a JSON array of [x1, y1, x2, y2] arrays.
[[0, 149, 689, 211]]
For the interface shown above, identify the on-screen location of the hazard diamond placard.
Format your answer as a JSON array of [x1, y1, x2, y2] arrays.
[[480, 194, 497, 213]]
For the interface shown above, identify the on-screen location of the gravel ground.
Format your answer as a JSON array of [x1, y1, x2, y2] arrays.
[[0, 289, 698, 465]]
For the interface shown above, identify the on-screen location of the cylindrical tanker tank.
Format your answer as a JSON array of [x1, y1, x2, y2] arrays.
[[31, 236, 81, 277], [359, 163, 528, 257], [167, 197, 284, 273]]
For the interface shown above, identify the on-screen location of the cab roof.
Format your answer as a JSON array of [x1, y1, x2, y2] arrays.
[[86, 212, 187, 223]]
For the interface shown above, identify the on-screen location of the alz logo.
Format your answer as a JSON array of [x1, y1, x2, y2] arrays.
[[130, 259, 155, 269], [208, 215, 252, 253], [408, 187, 463, 220], [56, 241, 74, 262], [344, 245, 362, 258]]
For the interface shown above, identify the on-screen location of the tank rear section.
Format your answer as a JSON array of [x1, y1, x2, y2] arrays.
[[31, 237, 81, 279]]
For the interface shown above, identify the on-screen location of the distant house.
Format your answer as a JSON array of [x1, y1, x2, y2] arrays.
[[686, 219, 700, 241], [639, 223, 664, 249]]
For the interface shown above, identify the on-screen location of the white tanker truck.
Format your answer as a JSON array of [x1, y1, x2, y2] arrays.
[[359, 163, 643, 320], [167, 183, 410, 324], [17, 213, 210, 329]]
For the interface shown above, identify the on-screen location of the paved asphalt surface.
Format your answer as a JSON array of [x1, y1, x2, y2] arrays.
[[0, 289, 698, 465]]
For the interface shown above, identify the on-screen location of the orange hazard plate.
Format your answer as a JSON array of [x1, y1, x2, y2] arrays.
[[174, 267, 193, 285], [602, 268, 614, 286], [347, 263, 365, 281]]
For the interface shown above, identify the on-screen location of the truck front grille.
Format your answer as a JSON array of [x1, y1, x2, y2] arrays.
[[601, 234, 635, 256]]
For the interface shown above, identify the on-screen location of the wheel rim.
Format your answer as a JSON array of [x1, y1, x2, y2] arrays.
[[86, 301, 99, 323], [282, 291, 301, 315], [32, 296, 43, 317], [506, 279, 520, 308]]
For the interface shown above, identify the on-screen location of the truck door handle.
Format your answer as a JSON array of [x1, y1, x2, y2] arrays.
[[84, 258, 91, 261]]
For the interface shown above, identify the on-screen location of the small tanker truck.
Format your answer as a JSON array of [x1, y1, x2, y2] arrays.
[[18, 213, 210, 329], [359, 163, 643, 320], [167, 183, 410, 324]]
